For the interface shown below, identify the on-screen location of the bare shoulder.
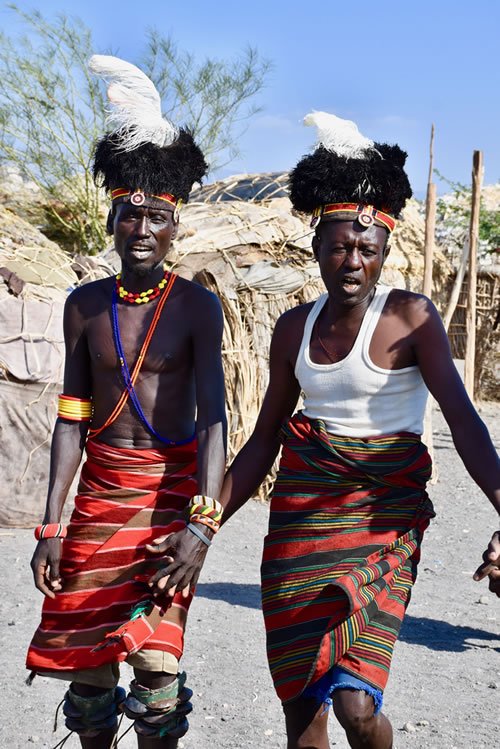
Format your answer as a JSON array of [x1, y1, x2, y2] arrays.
[[65, 277, 113, 311], [272, 301, 316, 365], [174, 276, 223, 335], [174, 275, 220, 306], [384, 288, 441, 328], [63, 279, 114, 337], [275, 300, 316, 335]]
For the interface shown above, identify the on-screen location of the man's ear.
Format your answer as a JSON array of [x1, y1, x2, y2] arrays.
[[106, 210, 114, 236], [312, 233, 320, 262], [383, 242, 391, 262]]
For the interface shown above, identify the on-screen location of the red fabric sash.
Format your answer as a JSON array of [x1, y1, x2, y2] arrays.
[[27, 438, 197, 674]]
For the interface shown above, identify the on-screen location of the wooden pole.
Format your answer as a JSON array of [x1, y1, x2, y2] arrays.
[[422, 125, 437, 481], [423, 124, 436, 298], [463, 150, 484, 400], [443, 237, 469, 332]]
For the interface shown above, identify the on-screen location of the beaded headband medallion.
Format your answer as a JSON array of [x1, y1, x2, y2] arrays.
[[110, 188, 182, 221]]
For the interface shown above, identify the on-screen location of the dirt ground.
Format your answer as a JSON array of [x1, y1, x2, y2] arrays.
[[1, 404, 499, 749]]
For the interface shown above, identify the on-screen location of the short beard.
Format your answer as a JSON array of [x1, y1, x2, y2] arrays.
[[121, 258, 163, 279]]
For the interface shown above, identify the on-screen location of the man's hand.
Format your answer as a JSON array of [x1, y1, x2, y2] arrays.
[[30, 539, 63, 598], [146, 526, 211, 598], [473, 530, 500, 596]]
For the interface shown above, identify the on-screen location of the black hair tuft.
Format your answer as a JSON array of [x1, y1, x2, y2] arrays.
[[92, 128, 208, 202]]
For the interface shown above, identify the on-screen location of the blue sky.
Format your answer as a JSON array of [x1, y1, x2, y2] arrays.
[[2, 1, 500, 196]]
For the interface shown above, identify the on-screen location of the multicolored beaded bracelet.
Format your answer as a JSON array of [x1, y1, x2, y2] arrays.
[[188, 505, 222, 524], [188, 495, 224, 515], [190, 514, 220, 533], [34, 523, 67, 540]]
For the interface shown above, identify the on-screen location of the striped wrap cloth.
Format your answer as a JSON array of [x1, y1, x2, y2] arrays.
[[27, 438, 197, 674], [261, 413, 435, 703]]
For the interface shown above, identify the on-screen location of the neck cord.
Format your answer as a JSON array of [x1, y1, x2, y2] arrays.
[[110, 280, 195, 446], [314, 314, 337, 364]]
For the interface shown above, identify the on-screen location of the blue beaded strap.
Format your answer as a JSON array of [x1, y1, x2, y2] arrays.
[[111, 285, 195, 446]]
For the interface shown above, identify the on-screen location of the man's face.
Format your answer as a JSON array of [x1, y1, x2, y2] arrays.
[[112, 200, 179, 277], [312, 220, 389, 304]]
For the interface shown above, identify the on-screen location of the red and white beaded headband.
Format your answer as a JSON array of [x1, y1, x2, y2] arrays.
[[310, 203, 396, 232], [111, 188, 180, 207]]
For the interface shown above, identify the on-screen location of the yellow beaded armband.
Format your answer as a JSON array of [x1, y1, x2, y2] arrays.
[[58, 394, 93, 422]]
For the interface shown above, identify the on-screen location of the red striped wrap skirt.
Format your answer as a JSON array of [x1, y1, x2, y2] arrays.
[[26, 438, 197, 674], [261, 414, 435, 703]]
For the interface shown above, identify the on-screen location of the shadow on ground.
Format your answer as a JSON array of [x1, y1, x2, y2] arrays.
[[400, 615, 499, 653], [196, 582, 261, 609], [196, 583, 499, 654]]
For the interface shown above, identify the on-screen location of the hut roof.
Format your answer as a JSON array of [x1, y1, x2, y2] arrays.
[[0, 174, 452, 387], [173, 186, 451, 297]]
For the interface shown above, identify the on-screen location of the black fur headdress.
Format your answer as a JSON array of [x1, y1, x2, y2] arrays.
[[93, 129, 207, 202], [290, 112, 412, 220], [89, 55, 207, 202]]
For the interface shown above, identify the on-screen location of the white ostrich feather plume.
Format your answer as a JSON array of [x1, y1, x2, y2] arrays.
[[304, 111, 374, 159], [89, 54, 178, 151]]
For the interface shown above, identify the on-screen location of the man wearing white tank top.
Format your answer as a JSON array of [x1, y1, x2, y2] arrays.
[[153, 114, 500, 749]]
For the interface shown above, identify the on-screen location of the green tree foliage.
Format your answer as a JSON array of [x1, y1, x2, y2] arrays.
[[478, 208, 500, 251], [436, 171, 500, 257], [142, 34, 270, 169], [0, 5, 271, 254]]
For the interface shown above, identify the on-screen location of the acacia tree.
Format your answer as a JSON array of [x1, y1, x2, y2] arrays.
[[0, 5, 271, 254]]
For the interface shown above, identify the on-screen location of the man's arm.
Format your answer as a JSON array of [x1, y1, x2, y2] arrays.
[[192, 290, 227, 499], [30, 290, 91, 598], [147, 306, 302, 595], [410, 295, 500, 591], [147, 289, 227, 595], [220, 310, 302, 522], [411, 296, 499, 511]]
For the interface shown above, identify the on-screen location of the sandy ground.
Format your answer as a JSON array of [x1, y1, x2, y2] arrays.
[[2, 404, 499, 749]]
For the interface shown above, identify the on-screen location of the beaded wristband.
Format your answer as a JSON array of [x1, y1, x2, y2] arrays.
[[188, 505, 223, 524], [186, 522, 212, 547], [58, 395, 93, 422], [188, 495, 223, 515], [190, 514, 220, 533], [34, 523, 67, 540]]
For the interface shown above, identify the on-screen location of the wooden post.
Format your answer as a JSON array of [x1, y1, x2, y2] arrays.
[[423, 124, 436, 298], [443, 238, 469, 332], [422, 125, 437, 481], [464, 151, 484, 400]]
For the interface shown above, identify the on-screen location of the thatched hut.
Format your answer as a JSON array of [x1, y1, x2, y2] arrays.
[[0, 175, 452, 524], [0, 204, 75, 525]]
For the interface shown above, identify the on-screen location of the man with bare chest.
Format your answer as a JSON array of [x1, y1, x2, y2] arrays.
[[82, 208, 209, 450], [26, 56, 226, 748]]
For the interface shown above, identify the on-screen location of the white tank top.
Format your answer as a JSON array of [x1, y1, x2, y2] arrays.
[[295, 285, 428, 437]]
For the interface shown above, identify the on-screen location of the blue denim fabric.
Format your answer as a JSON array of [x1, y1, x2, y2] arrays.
[[302, 666, 383, 715]]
